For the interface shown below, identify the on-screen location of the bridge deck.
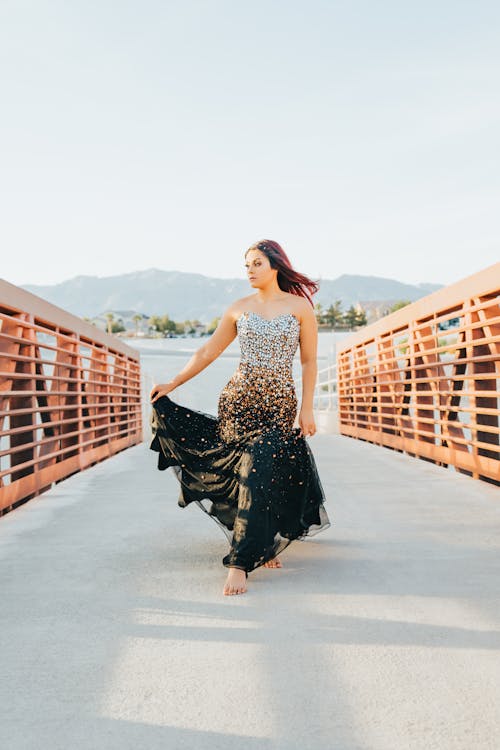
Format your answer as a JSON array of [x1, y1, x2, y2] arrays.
[[1, 435, 499, 750]]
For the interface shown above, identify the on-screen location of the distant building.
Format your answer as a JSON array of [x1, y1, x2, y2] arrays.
[[90, 310, 150, 334], [357, 300, 394, 324], [192, 322, 207, 336]]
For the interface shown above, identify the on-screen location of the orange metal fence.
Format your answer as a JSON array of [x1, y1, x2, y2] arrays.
[[0, 279, 142, 514], [337, 263, 500, 485]]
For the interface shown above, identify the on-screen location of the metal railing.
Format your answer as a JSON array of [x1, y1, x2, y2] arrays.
[[294, 353, 339, 436], [313, 361, 338, 411], [0, 279, 142, 514], [336, 263, 500, 484]]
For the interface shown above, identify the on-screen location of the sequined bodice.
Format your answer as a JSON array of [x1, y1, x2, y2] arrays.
[[236, 311, 301, 375], [216, 311, 301, 442]]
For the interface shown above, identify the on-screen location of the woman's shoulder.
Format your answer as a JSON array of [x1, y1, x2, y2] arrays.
[[287, 294, 313, 319], [222, 295, 255, 323]]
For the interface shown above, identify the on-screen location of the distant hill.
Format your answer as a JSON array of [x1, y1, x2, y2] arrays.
[[22, 269, 443, 323]]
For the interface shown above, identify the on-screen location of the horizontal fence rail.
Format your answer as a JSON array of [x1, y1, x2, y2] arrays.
[[0, 279, 142, 514], [337, 263, 500, 485]]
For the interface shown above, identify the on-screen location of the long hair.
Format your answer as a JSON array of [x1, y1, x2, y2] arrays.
[[245, 239, 319, 307]]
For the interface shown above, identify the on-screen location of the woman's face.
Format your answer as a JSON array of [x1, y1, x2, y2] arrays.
[[244, 249, 276, 288]]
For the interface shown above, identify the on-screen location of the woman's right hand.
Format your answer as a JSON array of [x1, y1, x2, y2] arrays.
[[150, 381, 176, 403]]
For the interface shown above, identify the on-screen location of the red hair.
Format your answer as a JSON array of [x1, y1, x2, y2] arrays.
[[245, 239, 319, 307]]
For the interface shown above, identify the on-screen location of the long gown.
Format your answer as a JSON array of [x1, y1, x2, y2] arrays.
[[149, 310, 331, 574]]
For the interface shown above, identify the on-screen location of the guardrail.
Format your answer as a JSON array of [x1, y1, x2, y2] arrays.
[[294, 353, 339, 434], [0, 279, 142, 514], [337, 263, 500, 485], [313, 361, 338, 411], [295, 362, 338, 410]]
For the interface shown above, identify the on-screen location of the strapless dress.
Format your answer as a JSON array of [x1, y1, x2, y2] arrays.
[[150, 310, 331, 573]]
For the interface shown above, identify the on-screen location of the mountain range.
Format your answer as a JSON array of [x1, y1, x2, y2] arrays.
[[22, 269, 442, 323]]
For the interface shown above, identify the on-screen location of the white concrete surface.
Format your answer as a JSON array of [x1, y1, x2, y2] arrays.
[[1, 434, 499, 750]]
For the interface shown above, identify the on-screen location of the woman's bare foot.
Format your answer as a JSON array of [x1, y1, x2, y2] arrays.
[[263, 557, 282, 568], [223, 567, 247, 595]]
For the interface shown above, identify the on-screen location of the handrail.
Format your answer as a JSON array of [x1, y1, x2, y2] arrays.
[[0, 278, 142, 514], [311, 362, 338, 411], [295, 358, 338, 412], [336, 263, 500, 485]]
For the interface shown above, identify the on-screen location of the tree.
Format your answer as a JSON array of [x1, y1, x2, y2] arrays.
[[105, 312, 114, 335], [343, 305, 360, 329], [165, 319, 177, 335], [132, 313, 143, 336], [148, 315, 163, 334], [386, 300, 411, 315], [160, 315, 172, 333], [355, 307, 367, 326], [324, 300, 344, 328]]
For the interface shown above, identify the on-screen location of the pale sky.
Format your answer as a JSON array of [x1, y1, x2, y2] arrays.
[[1, 0, 498, 288]]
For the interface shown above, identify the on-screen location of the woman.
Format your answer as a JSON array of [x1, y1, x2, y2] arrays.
[[150, 239, 331, 596]]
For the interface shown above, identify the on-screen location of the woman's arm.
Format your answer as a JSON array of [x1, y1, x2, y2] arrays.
[[150, 306, 238, 402], [297, 302, 318, 436]]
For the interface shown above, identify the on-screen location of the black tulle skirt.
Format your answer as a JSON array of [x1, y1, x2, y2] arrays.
[[149, 394, 331, 574]]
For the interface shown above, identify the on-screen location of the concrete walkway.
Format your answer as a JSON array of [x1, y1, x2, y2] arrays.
[[1, 434, 499, 750]]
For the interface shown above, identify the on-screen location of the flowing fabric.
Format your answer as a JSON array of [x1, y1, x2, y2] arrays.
[[150, 311, 331, 573]]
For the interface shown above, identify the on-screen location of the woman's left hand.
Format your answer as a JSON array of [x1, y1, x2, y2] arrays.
[[299, 407, 316, 438]]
